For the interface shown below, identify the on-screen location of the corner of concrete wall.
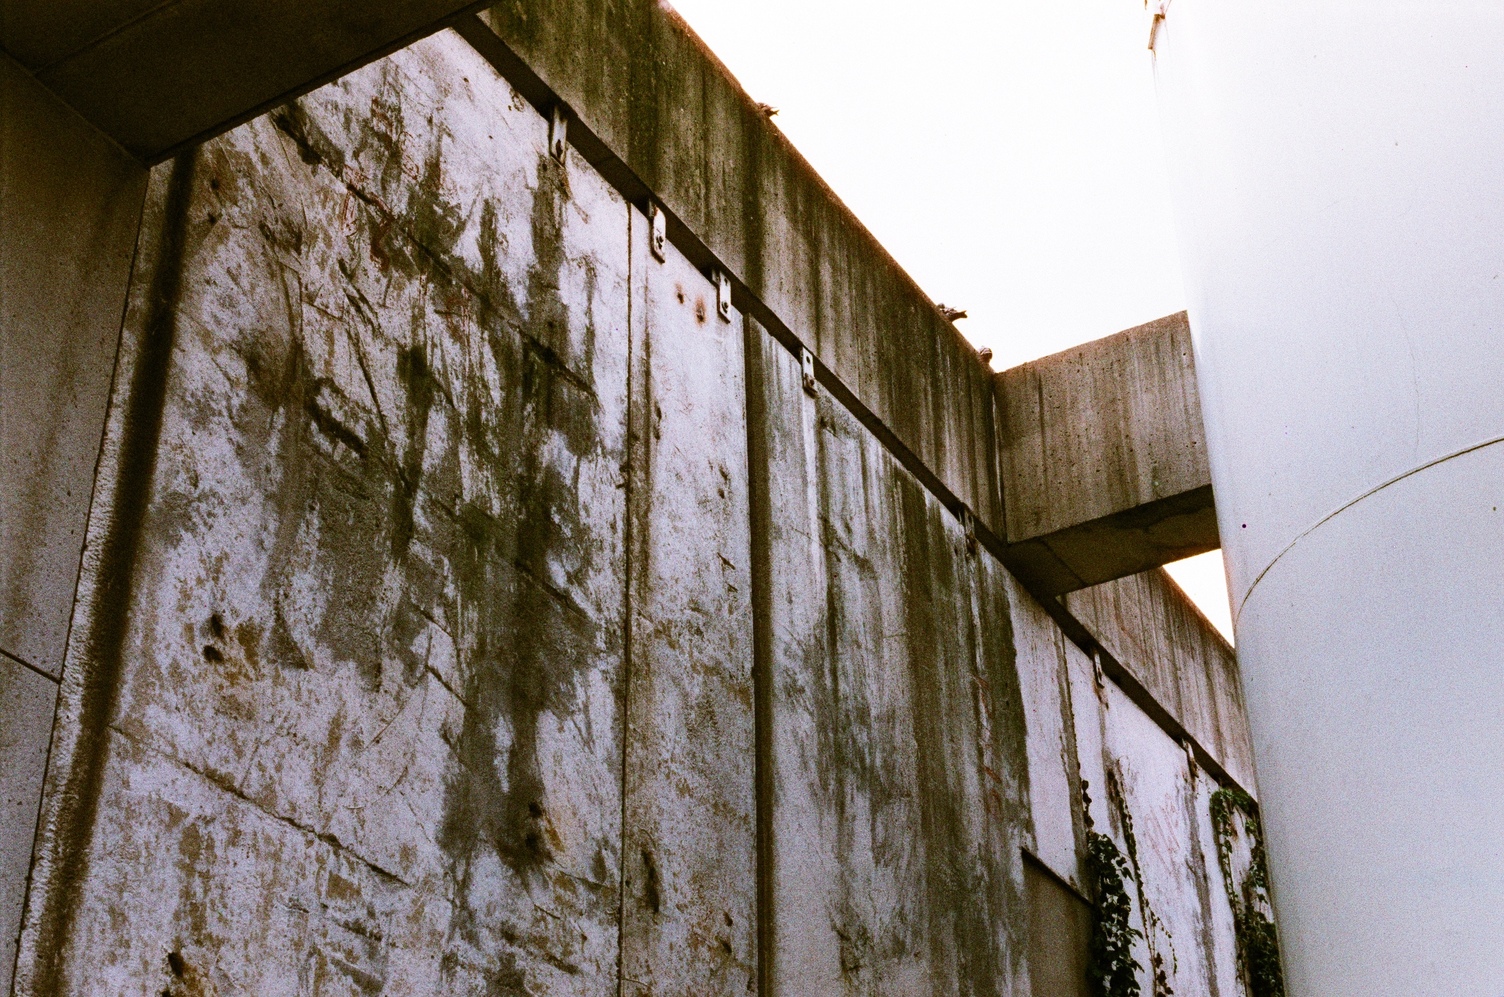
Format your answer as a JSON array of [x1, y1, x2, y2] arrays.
[[0, 49, 147, 997]]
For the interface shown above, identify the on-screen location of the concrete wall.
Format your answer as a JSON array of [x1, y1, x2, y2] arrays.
[[3, 17, 1268, 997], [0, 52, 146, 997], [1068, 568, 1254, 792]]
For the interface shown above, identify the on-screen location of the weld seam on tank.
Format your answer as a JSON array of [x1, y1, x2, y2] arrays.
[[1233, 431, 1504, 624]]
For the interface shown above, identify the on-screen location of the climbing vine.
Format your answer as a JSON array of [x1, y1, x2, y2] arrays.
[[1210, 789, 1286, 997], [1085, 827, 1143, 997], [1082, 777, 1154, 997]]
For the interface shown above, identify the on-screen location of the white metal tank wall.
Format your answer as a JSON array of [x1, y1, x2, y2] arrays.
[[1153, 3, 1504, 994]]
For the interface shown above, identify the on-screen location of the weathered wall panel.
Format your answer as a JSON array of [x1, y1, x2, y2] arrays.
[[470, 0, 1003, 539], [17, 32, 631, 996], [620, 210, 757, 995], [747, 320, 1030, 996], [5, 21, 1268, 997], [1070, 630, 1243, 997], [1193, 769, 1244, 997], [1103, 681, 1232, 997], [1066, 568, 1256, 792], [1010, 579, 1085, 889], [1024, 857, 1091, 997]]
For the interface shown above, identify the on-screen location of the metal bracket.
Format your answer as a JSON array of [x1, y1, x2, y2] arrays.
[[648, 203, 667, 262], [1092, 648, 1107, 690], [715, 270, 732, 322], [800, 346, 817, 396], [1181, 736, 1199, 778], [549, 105, 569, 162]]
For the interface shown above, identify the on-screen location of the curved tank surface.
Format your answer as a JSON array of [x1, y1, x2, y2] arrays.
[[1154, 2, 1504, 994]]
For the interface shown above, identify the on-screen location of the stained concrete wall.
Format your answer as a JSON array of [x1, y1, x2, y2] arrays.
[[463, 2, 1002, 548], [3, 19, 1268, 997], [1068, 568, 1255, 792]]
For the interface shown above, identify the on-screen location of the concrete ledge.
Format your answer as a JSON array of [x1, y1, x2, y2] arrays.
[[997, 312, 1217, 593], [468, 0, 1002, 536]]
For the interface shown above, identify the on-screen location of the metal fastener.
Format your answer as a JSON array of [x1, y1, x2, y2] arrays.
[[549, 105, 569, 163], [649, 203, 667, 262], [715, 270, 732, 322]]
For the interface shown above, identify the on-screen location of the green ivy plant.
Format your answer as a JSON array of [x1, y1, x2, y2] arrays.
[[1083, 779, 1143, 997], [1086, 828, 1142, 997], [1210, 789, 1286, 997]]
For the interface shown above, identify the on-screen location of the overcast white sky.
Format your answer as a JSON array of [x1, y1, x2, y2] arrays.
[[667, 0, 1234, 641]]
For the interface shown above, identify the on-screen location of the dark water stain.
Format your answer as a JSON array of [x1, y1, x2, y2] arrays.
[[804, 402, 883, 977], [30, 153, 199, 997], [43, 61, 620, 988], [435, 148, 607, 904], [1183, 777, 1224, 997], [238, 322, 393, 689], [265, 85, 615, 931], [893, 472, 1025, 997], [392, 343, 438, 558], [241, 87, 619, 984], [271, 102, 347, 176]]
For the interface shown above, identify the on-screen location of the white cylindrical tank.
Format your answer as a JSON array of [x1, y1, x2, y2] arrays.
[[1153, 3, 1504, 994]]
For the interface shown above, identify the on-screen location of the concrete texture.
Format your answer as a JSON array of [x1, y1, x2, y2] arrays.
[[621, 206, 756, 995], [1, 0, 489, 159], [747, 318, 1030, 994], [1024, 857, 1091, 997], [2, 18, 1268, 997], [1068, 636, 1242, 997], [1, 57, 145, 996], [466, 1, 1003, 544], [1101, 678, 1237, 997], [0, 655, 56, 997], [997, 312, 1217, 594], [17, 34, 632, 995], [0, 53, 146, 679], [1067, 568, 1255, 792]]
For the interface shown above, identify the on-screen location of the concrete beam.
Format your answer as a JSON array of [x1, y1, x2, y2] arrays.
[[996, 312, 1218, 594], [1, 0, 489, 159]]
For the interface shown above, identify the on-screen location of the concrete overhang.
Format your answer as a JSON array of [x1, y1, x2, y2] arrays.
[[996, 312, 1219, 595], [0, 0, 489, 160]]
